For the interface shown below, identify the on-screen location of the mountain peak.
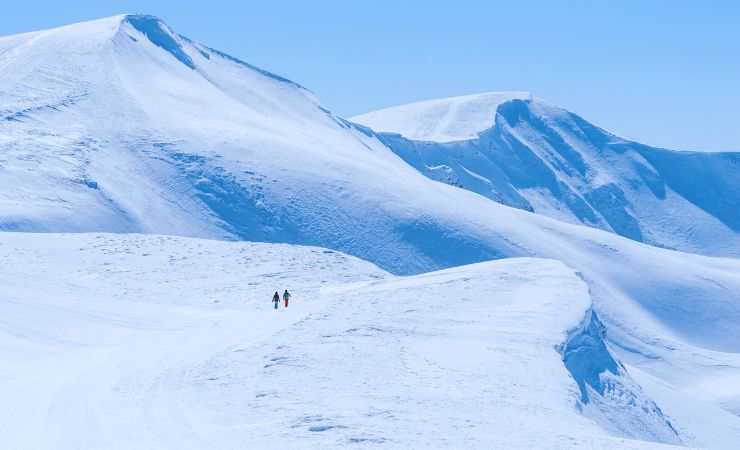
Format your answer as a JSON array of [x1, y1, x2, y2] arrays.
[[0, 13, 193, 68], [121, 14, 195, 69], [122, 13, 164, 22], [351, 91, 533, 143], [120, 14, 174, 34]]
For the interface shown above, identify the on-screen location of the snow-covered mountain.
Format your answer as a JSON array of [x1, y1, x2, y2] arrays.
[[353, 93, 740, 257], [2, 13, 510, 274], [2, 15, 740, 449]]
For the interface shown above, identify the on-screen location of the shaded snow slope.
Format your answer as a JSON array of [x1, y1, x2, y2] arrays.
[[0, 232, 685, 449], [352, 94, 740, 258]]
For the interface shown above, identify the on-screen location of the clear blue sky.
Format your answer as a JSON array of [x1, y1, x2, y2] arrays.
[[3, 1, 739, 150]]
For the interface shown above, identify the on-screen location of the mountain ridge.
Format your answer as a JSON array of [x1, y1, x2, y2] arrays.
[[351, 91, 533, 143], [352, 94, 740, 257]]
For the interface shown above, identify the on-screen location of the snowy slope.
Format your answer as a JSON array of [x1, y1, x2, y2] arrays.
[[3, 233, 740, 448], [352, 94, 740, 257], [1, 14, 513, 273], [2, 14, 738, 271], [0, 232, 692, 449], [3, 16, 740, 448]]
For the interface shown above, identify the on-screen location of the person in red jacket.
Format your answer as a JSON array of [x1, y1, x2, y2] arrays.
[[283, 289, 291, 308]]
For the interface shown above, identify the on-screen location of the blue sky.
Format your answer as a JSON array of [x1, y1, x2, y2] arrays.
[[3, 1, 738, 150]]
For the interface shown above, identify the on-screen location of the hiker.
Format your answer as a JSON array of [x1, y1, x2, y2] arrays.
[[272, 291, 280, 310], [283, 289, 291, 308]]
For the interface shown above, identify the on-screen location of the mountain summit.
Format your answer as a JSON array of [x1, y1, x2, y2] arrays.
[[353, 93, 740, 257], [352, 91, 532, 142]]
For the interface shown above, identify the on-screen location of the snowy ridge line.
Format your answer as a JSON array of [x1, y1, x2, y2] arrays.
[[0, 237, 687, 448], [351, 91, 533, 143], [215, 254, 687, 449], [355, 94, 740, 257], [121, 16, 280, 91], [321, 257, 681, 446], [120, 14, 306, 90]]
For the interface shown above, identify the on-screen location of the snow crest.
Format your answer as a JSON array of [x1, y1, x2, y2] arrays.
[[352, 91, 531, 142]]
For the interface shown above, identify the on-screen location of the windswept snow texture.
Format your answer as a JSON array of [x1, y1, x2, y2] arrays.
[[352, 94, 740, 258], [0, 233, 684, 449]]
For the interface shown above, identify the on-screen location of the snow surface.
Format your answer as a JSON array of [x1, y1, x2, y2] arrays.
[[0, 232, 688, 449], [352, 91, 532, 142], [2, 15, 740, 449]]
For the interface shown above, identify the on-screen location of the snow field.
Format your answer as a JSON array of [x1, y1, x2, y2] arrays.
[[0, 232, 680, 449]]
